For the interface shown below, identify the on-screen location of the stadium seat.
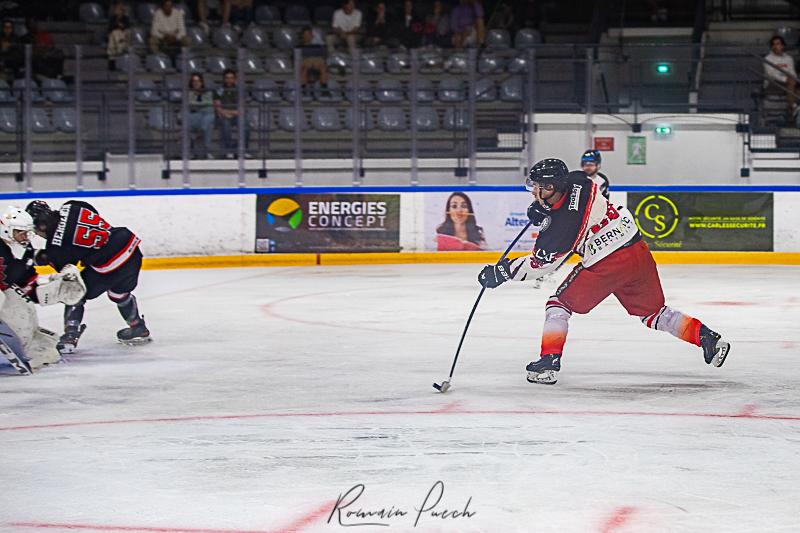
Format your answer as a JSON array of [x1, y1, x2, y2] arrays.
[[0, 80, 14, 102], [12, 79, 44, 102], [147, 106, 169, 131], [130, 27, 148, 49], [285, 5, 311, 25], [345, 108, 374, 130], [242, 26, 268, 49], [478, 53, 502, 74], [0, 108, 16, 133], [146, 53, 175, 73], [438, 79, 465, 102], [444, 108, 470, 130], [79, 3, 106, 23], [31, 108, 54, 133], [360, 53, 384, 74], [375, 79, 404, 102], [327, 51, 351, 73], [514, 28, 542, 49], [186, 26, 208, 47], [206, 55, 232, 74], [283, 80, 313, 102], [175, 2, 193, 22], [278, 108, 308, 131], [115, 53, 143, 72], [247, 107, 272, 131], [313, 5, 335, 26], [53, 108, 76, 133], [312, 108, 342, 131], [419, 50, 444, 72], [135, 79, 161, 102], [255, 5, 281, 26], [177, 54, 205, 73], [500, 77, 523, 101], [387, 52, 410, 74], [213, 27, 239, 49], [377, 107, 406, 131], [414, 79, 435, 102], [486, 29, 511, 49], [507, 54, 528, 74], [444, 52, 469, 74], [413, 107, 439, 131], [265, 54, 292, 74], [136, 3, 158, 25], [251, 79, 282, 103], [316, 80, 343, 102], [345, 81, 373, 102], [474, 78, 496, 102], [273, 27, 298, 49], [164, 76, 183, 102], [42, 78, 73, 103], [241, 51, 265, 74]]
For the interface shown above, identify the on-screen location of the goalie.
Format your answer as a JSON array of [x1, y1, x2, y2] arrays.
[[0, 207, 86, 374]]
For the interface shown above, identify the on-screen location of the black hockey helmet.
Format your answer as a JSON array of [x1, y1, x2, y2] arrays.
[[581, 149, 601, 165], [25, 200, 58, 234], [525, 158, 570, 193]]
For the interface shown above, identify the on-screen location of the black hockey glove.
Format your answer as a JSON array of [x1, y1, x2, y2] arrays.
[[478, 258, 512, 289], [527, 201, 550, 226]]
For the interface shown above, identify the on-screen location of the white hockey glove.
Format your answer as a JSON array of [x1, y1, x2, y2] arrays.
[[35, 265, 87, 306]]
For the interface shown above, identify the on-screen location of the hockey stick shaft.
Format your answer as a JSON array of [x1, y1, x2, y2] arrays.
[[445, 221, 534, 380]]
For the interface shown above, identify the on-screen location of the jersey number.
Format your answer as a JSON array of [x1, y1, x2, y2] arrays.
[[590, 204, 620, 234], [72, 208, 111, 249]]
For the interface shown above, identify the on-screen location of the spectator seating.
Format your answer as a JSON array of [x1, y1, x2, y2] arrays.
[[53, 108, 77, 133]]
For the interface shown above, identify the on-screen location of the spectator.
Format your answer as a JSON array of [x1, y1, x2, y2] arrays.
[[364, 1, 390, 48], [326, 0, 362, 54], [423, 0, 451, 48], [213, 68, 250, 159], [451, 0, 484, 48], [107, 0, 132, 33], [187, 72, 215, 159], [299, 26, 329, 97], [396, 0, 422, 49], [764, 35, 798, 114], [0, 19, 21, 79], [22, 18, 64, 79], [149, 0, 189, 60], [106, 15, 131, 70]]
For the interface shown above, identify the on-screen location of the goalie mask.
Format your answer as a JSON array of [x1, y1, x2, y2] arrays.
[[0, 206, 34, 259]]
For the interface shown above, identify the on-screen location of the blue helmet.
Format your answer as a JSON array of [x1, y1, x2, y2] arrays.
[[580, 149, 601, 165]]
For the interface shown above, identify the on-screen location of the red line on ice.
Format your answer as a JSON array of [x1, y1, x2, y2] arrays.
[[1, 406, 798, 433], [599, 506, 636, 533], [8, 501, 334, 533]]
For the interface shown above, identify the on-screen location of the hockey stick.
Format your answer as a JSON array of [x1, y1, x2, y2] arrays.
[[433, 220, 534, 393]]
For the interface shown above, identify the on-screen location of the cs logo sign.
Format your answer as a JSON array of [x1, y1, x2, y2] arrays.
[[634, 195, 679, 239], [266, 198, 303, 232]]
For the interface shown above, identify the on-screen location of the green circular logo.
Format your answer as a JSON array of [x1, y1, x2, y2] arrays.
[[634, 195, 679, 239]]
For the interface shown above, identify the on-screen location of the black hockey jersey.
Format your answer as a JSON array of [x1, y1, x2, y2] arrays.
[[39, 201, 141, 274], [0, 240, 37, 293]]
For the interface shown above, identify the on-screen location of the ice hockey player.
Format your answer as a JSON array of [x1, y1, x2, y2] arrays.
[[25, 200, 151, 354], [580, 149, 609, 200], [477, 159, 730, 385], [0, 206, 87, 374]]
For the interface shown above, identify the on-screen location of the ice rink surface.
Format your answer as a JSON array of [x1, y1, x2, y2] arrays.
[[1, 263, 799, 533]]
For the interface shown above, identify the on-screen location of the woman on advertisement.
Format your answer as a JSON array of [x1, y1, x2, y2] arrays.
[[436, 192, 486, 251]]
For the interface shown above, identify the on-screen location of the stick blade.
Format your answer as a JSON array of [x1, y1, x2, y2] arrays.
[[433, 380, 451, 393]]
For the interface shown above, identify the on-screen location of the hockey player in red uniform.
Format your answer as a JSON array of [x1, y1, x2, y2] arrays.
[[0, 206, 86, 373], [25, 200, 151, 354], [478, 159, 730, 384]]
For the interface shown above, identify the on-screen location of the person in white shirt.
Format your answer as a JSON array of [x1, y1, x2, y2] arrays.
[[764, 35, 797, 112], [149, 0, 189, 56], [326, 0, 362, 54]]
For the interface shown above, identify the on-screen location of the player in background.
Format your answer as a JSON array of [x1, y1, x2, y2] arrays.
[[478, 159, 730, 385], [25, 200, 151, 354], [580, 149, 609, 200], [0, 206, 86, 374]]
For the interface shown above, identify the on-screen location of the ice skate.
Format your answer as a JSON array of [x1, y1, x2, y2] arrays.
[[117, 318, 151, 345], [699, 325, 730, 367], [57, 324, 86, 355], [526, 354, 561, 385]]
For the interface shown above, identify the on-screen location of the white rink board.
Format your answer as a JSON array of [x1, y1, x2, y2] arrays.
[[2, 189, 798, 256], [0, 264, 798, 532]]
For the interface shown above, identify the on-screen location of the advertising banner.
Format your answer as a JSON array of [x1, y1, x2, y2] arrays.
[[628, 192, 773, 251], [255, 193, 401, 252], [424, 191, 536, 252]]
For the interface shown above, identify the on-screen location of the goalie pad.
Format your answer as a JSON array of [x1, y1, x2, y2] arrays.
[[35, 264, 87, 306], [0, 288, 60, 372]]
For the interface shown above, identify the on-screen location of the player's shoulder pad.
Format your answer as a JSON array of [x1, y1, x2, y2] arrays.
[[567, 170, 592, 184]]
